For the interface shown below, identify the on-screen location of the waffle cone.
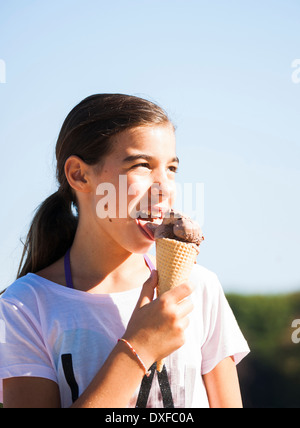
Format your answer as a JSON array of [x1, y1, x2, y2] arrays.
[[155, 238, 197, 372]]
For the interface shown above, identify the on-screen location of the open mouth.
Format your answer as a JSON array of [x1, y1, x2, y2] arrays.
[[135, 209, 164, 241]]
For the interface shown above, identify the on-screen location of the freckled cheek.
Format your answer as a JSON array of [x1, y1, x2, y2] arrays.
[[126, 177, 151, 207], [94, 174, 177, 219]]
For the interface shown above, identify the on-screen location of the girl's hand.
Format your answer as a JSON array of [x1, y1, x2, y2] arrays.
[[123, 270, 194, 369]]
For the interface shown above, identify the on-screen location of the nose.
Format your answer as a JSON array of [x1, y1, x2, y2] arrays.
[[151, 181, 170, 200], [150, 170, 175, 207]]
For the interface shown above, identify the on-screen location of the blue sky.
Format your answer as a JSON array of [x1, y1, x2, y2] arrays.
[[0, 0, 299, 293]]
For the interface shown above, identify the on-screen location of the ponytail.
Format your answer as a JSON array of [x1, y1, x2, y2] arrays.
[[17, 190, 78, 278]]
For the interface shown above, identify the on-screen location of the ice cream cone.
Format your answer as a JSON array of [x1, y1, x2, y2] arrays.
[[155, 237, 197, 372]]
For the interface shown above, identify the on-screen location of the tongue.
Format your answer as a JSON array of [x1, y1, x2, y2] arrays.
[[137, 219, 157, 240]]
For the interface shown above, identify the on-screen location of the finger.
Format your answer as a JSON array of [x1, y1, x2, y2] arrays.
[[136, 270, 158, 309], [166, 281, 194, 304], [180, 315, 191, 331], [177, 297, 194, 318]]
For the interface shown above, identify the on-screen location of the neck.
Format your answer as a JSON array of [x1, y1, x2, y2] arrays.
[[69, 219, 148, 293]]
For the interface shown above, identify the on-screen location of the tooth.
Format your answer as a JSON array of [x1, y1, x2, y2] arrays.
[[138, 210, 150, 218]]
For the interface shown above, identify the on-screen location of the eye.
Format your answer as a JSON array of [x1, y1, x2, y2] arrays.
[[168, 165, 178, 173], [131, 162, 151, 169]]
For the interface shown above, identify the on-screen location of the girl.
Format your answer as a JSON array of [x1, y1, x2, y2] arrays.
[[0, 94, 249, 408]]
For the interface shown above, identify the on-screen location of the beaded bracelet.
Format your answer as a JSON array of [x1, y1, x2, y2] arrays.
[[118, 338, 151, 377]]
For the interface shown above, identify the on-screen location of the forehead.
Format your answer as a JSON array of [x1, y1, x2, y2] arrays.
[[108, 124, 176, 161]]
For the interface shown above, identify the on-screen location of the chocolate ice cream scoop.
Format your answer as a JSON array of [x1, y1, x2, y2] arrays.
[[153, 210, 204, 246]]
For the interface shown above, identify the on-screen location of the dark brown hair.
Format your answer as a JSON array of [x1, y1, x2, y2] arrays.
[[17, 94, 172, 278]]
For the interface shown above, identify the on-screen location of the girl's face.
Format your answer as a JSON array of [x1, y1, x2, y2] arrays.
[[87, 123, 178, 254]]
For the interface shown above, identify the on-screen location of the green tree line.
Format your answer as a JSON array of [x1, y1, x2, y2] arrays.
[[227, 292, 300, 408]]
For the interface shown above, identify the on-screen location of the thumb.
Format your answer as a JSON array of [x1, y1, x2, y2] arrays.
[[136, 270, 158, 309]]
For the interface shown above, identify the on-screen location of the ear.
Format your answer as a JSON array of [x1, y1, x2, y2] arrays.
[[64, 155, 92, 193]]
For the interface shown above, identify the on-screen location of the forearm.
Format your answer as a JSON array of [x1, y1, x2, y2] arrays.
[[71, 340, 152, 408], [203, 357, 243, 408]]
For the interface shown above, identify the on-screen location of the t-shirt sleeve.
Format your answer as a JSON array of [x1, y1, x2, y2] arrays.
[[0, 297, 57, 403], [199, 272, 250, 375]]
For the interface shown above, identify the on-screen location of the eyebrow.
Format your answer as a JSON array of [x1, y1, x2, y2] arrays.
[[122, 154, 180, 164]]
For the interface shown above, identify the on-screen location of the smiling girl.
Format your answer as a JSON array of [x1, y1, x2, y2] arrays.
[[0, 94, 249, 408]]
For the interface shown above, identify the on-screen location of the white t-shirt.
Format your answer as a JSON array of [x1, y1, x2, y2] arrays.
[[0, 264, 249, 408]]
